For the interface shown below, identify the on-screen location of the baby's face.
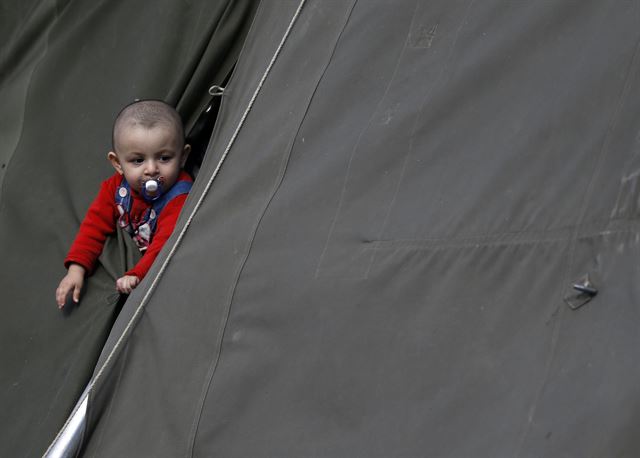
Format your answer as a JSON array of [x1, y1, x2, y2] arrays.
[[110, 124, 188, 195]]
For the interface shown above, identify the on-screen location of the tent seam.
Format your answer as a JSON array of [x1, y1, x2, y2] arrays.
[[367, 219, 640, 251], [185, 2, 357, 455], [561, 30, 640, 288], [365, 0, 474, 278]]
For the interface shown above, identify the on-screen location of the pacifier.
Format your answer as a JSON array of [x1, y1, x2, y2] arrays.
[[141, 178, 163, 201]]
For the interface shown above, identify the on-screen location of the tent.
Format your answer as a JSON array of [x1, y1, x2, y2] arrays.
[[3, 0, 640, 456], [0, 0, 256, 455]]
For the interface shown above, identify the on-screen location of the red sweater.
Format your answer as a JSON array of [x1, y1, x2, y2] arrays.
[[65, 171, 191, 280]]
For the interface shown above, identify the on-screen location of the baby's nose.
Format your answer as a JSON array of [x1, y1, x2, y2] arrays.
[[145, 160, 159, 174]]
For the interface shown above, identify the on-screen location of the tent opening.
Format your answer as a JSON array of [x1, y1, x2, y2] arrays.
[[184, 72, 232, 178]]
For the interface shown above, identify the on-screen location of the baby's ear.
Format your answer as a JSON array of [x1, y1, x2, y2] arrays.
[[180, 144, 191, 168], [107, 152, 123, 175]]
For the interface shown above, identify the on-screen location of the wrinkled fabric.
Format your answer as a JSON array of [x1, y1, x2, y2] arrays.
[[0, 1, 256, 455], [5, 0, 640, 456], [79, 1, 640, 457]]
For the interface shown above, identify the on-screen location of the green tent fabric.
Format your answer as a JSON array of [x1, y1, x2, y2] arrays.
[[0, 1, 257, 456], [77, 0, 640, 456], [5, 0, 640, 456]]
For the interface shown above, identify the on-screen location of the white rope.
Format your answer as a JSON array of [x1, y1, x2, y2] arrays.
[[44, 1, 307, 455]]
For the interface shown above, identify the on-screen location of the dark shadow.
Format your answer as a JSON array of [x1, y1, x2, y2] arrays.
[[183, 70, 233, 178]]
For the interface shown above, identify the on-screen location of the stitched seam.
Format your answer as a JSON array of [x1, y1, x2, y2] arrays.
[[184, 2, 311, 457], [560, 31, 640, 292], [185, 2, 356, 456]]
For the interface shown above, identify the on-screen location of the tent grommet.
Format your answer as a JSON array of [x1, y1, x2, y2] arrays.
[[209, 85, 225, 96]]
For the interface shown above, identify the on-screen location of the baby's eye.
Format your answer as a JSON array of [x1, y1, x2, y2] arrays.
[[131, 158, 144, 165], [160, 155, 173, 162]]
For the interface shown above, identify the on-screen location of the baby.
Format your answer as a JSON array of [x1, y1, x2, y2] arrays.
[[56, 100, 192, 308]]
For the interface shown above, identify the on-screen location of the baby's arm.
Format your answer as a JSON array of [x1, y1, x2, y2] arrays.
[[64, 180, 118, 273], [58, 177, 118, 308], [120, 194, 189, 289], [56, 264, 86, 309]]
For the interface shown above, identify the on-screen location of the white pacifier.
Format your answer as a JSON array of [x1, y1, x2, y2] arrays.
[[142, 178, 163, 201], [145, 180, 158, 193]]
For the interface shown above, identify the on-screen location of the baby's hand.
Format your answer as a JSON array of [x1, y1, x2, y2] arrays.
[[56, 264, 86, 309], [116, 275, 140, 294]]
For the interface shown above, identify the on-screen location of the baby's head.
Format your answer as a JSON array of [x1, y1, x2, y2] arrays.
[[108, 100, 190, 198]]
